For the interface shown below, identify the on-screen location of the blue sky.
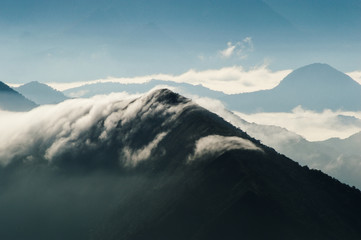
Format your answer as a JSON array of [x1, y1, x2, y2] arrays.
[[1, 0, 361, 84]]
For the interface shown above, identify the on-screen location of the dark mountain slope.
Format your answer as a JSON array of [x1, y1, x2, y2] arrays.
[[0, 81, 37, 111], [224, 63, 361, 112], [0, 89, 360, 240], [16, 81, 68, 105]]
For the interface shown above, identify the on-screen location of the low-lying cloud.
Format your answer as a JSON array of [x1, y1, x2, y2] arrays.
[[192, 95, 361, 189], [45, 65, 291, 94], [235, 106, 361, 141]]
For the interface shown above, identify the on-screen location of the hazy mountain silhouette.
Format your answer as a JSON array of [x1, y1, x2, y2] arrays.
[[1, 89, 361, 240], [63, 63, 361, 112], [0, 81, 37, 111], [16, 81, 68, 105], [225, 63, 361, 112], [239, 119, 361, 190], [63, 79, 225, 99]]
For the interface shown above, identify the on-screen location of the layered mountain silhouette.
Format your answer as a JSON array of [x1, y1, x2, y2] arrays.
[[63, 79, 225, 99], [1, 89, 361, 240], [63, 63, 361, 112], [225, 63, 361, 112], [16, 81, 68, 105], [0, 81, 37, 111], [192, 103, 361, 189], [227, 112, 361, 189]]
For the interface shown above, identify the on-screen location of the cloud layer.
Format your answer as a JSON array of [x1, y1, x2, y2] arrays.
[[192, 95, 361, 189], [44, 65, 291, 94], [235, 106, 361, 141], [0, 90, 193, 167]]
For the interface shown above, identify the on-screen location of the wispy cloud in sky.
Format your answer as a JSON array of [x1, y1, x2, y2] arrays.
[[219, 37, 254, 59], [220, 42, 238, 58]]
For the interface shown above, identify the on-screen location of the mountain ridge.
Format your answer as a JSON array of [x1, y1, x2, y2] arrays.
[[0, 89, 361, 239], [62, 63, 361, 112]]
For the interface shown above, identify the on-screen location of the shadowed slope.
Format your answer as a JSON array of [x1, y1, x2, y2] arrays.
[[0, 89, 360, 240]]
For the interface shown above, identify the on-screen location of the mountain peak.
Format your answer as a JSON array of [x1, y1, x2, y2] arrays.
[[16, 81, 68, 105], [147, 88, 190, 105], [277, 63, 358, 89], [1, 89, 361, 239], [226, 63, 361, 112]]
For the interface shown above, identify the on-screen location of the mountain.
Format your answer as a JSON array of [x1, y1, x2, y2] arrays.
[[195, 102, 361, 189], [63, 63, 361, 113], [0, 81, 37, 111], [224, 63, 361, 112], [0, 89, 361, 240], [322, 131, 361, 157], [225, 63, 361, 112], [63, 79, 226, 99], [238, 120, 361, 190], [16, 81, 68, 105]]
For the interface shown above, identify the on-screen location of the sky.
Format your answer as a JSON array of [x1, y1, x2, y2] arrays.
[[1, 0, 361, 86]]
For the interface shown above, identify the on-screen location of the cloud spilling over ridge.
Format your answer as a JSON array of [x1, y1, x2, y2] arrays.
[[188, 135, 262, 162], [191, 96, 302, 147], [45, 65, 291, 94], [191, 95, 361, 189], [0, 90, 193, 167], [122, 132, 168, 167]]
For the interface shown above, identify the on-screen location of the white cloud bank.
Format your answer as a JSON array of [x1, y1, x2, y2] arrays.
[[0, 90, 193, 166], [235, 106, 361, 141], [191, 95, 361, 189], [44, 65, 291, 95]]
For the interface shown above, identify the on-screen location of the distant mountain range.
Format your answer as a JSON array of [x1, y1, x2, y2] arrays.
[[63, 79, 225, 99], [1, 89, 361, 239], [15, 81, 68, 105], [0, 81, 37, 111], [63, 63, 361, 112]]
